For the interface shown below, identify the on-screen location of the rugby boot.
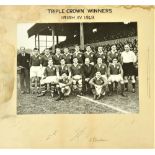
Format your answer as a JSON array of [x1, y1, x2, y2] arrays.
[[121, 84, 127, 97]]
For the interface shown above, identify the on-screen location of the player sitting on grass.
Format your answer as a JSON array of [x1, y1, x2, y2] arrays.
[[89, 71, 107, 100], [70, 57, 83, 96], [38, 58, 58, 97], [56, 73, 72, 101], [108, 58, 126, 97]]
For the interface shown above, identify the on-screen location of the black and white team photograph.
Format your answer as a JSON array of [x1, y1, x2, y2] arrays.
[[17, 22, 139, 114]]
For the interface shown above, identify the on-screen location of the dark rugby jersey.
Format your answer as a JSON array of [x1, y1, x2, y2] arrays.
[[82, 64, 94, 78], [109, 63, 121, 75], [40, 54, 53, 67], [91, 76, 105, 85], [95, 52, 107, 63], [58, 65, 70, 76], [30, 55, 41, 66], [94, 63, 107, 75], [84, 52, 95, 63], [107, 51, 121, 63], [72, 52, 83, 64], [53, 54, 63, 65], [62, 53, 72, 64], [44, 65, 57, 76], [70, 64, 83, 76]]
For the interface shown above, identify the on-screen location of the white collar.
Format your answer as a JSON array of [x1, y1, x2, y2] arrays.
[[56, 54, 60, 57], [98, 51, 103, 54], [111, 50, 117, 54], [21, 53, 25, 56], [86, 51, 91, 54], [61, 65, 65, 68], [73, 63, 78, 66], [45, 54, 50, 57], [75, 51, 80, 54], [48, 65, 53, 68], [34, 54, 39, 57]]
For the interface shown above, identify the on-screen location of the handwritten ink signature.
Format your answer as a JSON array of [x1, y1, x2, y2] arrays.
[[89, 136, 107, 143]]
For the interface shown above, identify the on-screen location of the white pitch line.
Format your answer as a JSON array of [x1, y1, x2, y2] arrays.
[[77, 95, 130, 114]]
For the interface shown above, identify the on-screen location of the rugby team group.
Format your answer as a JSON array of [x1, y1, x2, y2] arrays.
[[17, 43, 138, 101]]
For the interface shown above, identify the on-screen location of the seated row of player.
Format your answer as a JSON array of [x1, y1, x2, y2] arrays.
[[30, 54, 134, 101]]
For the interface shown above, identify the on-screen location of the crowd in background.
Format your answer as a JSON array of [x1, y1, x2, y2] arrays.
[[57, 26, 137, 47]]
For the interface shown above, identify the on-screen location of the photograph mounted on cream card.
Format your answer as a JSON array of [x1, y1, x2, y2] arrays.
[[0, 6, 154, 148]]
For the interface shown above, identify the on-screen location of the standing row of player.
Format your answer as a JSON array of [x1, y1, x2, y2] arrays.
[[29, 44, 137, 100], [36, 45, 121, 66]]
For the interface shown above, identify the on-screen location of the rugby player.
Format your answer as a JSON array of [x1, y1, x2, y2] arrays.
[[40, 48, 52, 78], [72, 45, 83, 64], [57, 58, 71, 79], [84, 45, 95, 65], [56, 73, 72, 101], [70, 57, 83, 95], [30, 48, 42, 94], [39, 58, 58, 97], [52, 48, 63, 67], [108, 58, 126, 96], [94, 57, 108, 81], [82, 58, 95, 94], [107, 45, 121, 64], [62, 47, 72, 67], [95, 46, 107, 64], [89, 71, 107, 100]]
